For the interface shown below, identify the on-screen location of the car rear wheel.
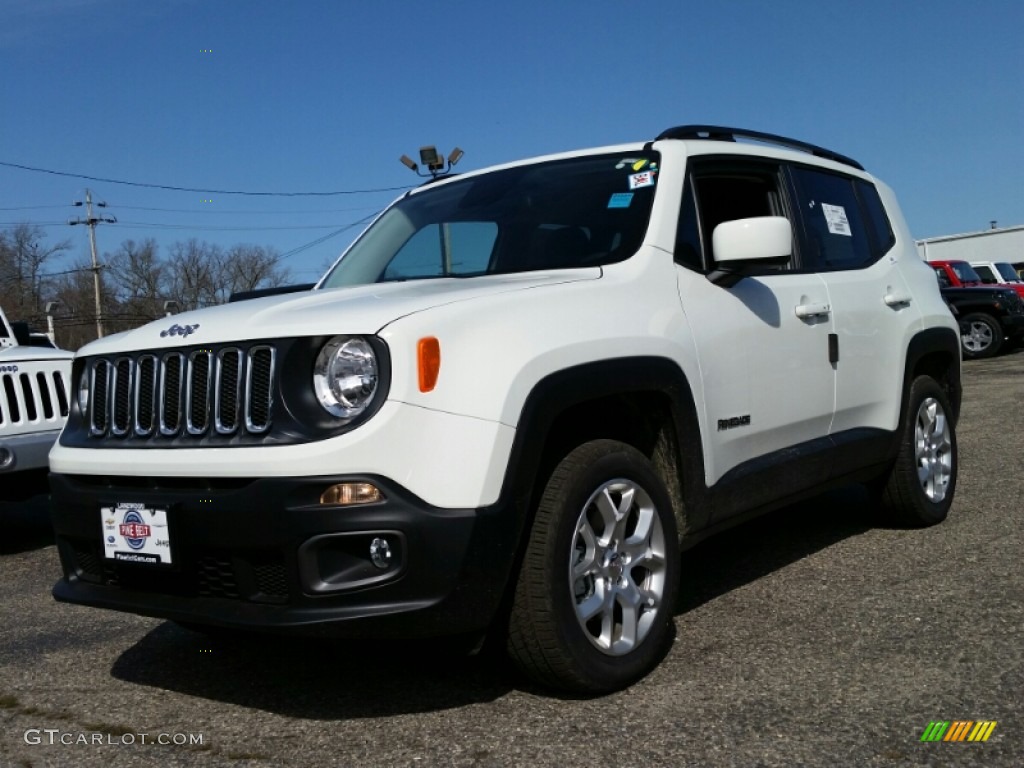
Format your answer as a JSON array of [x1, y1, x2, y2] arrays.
[[507, 440, 679, 693], [875, 375, 957, 527]]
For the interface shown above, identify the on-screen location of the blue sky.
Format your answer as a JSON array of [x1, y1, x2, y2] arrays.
[[2, 0, 1022, 283]]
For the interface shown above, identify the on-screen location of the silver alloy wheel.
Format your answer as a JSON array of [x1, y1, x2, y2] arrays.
[[569, 479, 667, 656], [915, 396, 953, 502], [961, 321, 994, 353]]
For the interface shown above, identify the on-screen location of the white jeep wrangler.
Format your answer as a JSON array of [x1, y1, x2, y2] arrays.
[[50, 126, 961, 692], [0, 305, 72, 500]]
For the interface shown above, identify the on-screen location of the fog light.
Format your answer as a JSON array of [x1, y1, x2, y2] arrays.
[[0, 447, 13, 469], [369, 537, 392, 569], [320, 482, 384, 506]]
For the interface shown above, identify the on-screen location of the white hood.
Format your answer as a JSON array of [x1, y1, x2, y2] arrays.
[[78, 270, 601, 356], [0, 345, 73, 362]]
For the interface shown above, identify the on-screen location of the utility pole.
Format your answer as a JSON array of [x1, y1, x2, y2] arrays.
[[69, 189, 116, 338]]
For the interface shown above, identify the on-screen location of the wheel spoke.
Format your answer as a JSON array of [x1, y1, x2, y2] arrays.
[[572, 518, 600, 579], [611, 485, 635, 541], [613, 582, 642, 650], [576, 585, 608, 623], [594, 489, 620, 542]]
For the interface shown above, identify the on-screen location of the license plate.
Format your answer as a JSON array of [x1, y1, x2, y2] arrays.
[[101, 503, 173, 565]]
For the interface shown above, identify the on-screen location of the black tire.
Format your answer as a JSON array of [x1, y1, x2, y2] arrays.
[[959, 313, 1002, 359], [876, 376, 957, 527], [507, 440, 680, 693]]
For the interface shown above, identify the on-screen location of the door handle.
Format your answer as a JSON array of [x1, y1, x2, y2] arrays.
[[884, 292, 912, 307], [794, 302, 831, 319]]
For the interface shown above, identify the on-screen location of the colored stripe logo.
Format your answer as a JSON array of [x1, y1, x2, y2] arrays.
[[920, 721, 997, 742]]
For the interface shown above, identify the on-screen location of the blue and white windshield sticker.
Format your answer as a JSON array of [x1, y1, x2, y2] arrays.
[[608, 192, 634, 208]]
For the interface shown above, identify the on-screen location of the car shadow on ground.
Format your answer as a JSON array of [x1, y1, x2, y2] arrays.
[[0, 493, 54, 554], [679, 484, 877, 613], [109, 484, 879, 715], [111, 624, 514, 718]]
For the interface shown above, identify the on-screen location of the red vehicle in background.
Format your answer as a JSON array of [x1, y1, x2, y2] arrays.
[[929, 259, 1024, 299]]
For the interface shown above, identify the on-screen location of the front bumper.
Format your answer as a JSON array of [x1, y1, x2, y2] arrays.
[[0, 428, 61, 473], [1002, 313, 1024, 337], [50, 472, 519, 638]]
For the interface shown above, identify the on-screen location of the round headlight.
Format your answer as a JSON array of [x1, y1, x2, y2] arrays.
[[313, 336, 379, 419]]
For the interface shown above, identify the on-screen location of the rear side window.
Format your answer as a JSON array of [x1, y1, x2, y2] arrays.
[[790, 167, 873, 271], [855, 180, 894, 257]]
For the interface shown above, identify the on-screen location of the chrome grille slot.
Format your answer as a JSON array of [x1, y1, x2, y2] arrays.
[[19, 373, 37, 422], [134, 355, 158, 436], [159, 353, 185, 436], [53, 371, 69, 417], [110, 358, 133, 436], [186, 351, 213, 435], [215, 348, 243, 434], [90, 360, 110, 435], [36, 372, 54, 419], [245, 346, 275, 434], [1, 374, 19, 423]]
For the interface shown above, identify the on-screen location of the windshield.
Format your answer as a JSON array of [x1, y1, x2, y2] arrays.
[[995, 262, 1021, 282], [321, 151, 659, 288], [950, 262, 982, 284]]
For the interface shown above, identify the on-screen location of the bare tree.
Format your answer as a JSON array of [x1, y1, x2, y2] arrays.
[[216, 244, 290, 304], [106, 238, 166, 325], [50, 261, 103, 350], [0, 223, 70, 326]]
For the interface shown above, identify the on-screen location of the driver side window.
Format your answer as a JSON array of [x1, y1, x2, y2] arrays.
[[675, 160, 790, 272]]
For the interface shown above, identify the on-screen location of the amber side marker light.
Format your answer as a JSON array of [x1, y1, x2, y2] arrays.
[[320, 482, 385, 506], [417, 336, 441, 392]]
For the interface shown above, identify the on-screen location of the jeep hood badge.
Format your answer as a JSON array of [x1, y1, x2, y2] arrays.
[[160, 323, 200, 339]]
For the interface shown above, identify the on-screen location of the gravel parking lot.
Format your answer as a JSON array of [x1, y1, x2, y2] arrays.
[[2, 350, 1021, 768]]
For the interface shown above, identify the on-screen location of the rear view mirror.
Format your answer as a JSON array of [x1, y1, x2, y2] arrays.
[[708, 216, 792, 287]]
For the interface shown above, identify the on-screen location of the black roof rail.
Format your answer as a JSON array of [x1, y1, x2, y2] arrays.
[[654, 124, 864, 171]]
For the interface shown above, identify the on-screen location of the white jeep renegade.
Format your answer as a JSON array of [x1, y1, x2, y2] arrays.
[[50, 126, 961, 693]]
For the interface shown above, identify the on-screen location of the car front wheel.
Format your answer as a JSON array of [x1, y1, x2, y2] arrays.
[[507, 440, 680, 693]]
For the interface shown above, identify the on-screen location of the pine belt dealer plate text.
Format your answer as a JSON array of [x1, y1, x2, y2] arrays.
[[101, 502, 173, 565]]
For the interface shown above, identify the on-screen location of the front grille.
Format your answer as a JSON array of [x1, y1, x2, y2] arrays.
[[196, 555, 241, 599], [83, 344, 276, 442], [64, 538, 290, 604], [0, 368, 69, 427]]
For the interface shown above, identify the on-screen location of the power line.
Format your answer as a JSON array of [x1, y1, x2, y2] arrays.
[[114, 221, 353, 232], [0, 204, 69, 211], [278, 211, 380, 260], [113, 204, 380, 215], [0, 159, 412, 197]]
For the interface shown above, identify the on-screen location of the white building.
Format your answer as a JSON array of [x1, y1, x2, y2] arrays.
[[916, 224, 1024, 266]]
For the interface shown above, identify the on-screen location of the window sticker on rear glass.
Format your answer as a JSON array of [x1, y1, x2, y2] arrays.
[[821, 203, 852, 236], [608, 192, 634, 208], [629, 171, 655, 190]]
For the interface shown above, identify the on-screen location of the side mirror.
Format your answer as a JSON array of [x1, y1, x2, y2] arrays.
[[707, 216, 792, 288]]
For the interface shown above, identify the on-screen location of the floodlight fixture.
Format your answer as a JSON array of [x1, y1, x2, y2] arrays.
[[399, 145, 466, 179]]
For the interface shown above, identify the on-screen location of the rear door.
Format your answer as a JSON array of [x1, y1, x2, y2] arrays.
[[787, 166, 914, 437]]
